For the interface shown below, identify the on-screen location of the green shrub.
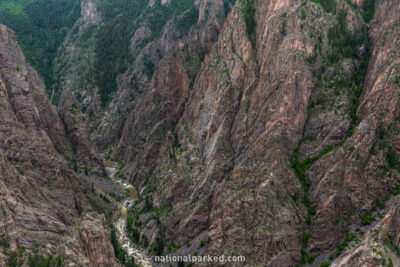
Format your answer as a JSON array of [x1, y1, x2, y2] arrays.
[[377, 201, 385, 209], [176, 6, 199, 33], [320, 262, 330, 267], [394, 76, 400, 86], [125, 258, 136, 267], [335, 232, 354, 256], [239, 0, 256, 47], [387, 148, 398, 168], [307, 254, 317, 264], [305, 215, 311, 225], [199, 240, 205, 248], [27, 252, 63, 267], [362, 0, 375, 22], [7, 251, 18, 267], [143, 55, 155, 79], [311, 0, 336, 13], [141, 196, 153, 213], [383, 237, 400, 257], [152, 233, 166, 256], [109, 192, 122, 202], [110, 223, 121, 260], [1, 234, 10, 249], [300, 248, 307, 264], [302, 233, 310, 245], [377, 123, 388, 140], [360, 211, 373, 226], [299, 9, 307, 20], [223, 0, 236, 15], [131, 228, 140, 244], [141, 234, 149, 248]]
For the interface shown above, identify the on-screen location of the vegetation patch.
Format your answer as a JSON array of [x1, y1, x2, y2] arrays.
[[360, 211, 374, 226], [223, 0, 236, 16], [335, 232, 354, 257], [1, 240, 63, 267], [0, 0, 81, 96], [394, 75, 400, 86], [110, 222, 126, 263], [310, 0, 336, 13], [239, 0, 256, 48], [95, 0, 197, 107], [383, 237, 400, 257], [362, 0, 375, 23]]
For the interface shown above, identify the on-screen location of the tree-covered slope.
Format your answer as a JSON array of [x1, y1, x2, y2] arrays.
[[93, 0, 198, 106], [0, 0, 81, 93]]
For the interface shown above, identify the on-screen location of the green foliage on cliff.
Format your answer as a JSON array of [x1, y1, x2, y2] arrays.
[[335, 232, 354, 256], [176, 6, 199, 34], [94, 0, 197, 107], [360, 211, 374, 226], [327, 10, 369, 64], [27, 253, 64, 267], [394, 75, 400, 86], [152, 233, 166, 256], [312, 0, 336, 13], [3, 244, 63, 267], [239, 0, 256, 47], [362, 0, 375, 22], [110, 222, 127, 263], [223, 0, 236, 15], [383, 237, 400, 257], [321, 8, 370, 129], [1, 234, 10, 249], [93, 0, 147, 107], [125, 258, 137, 267], [0, 0, 81, 94]]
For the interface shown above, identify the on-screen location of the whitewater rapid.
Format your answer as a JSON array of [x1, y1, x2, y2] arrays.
[[105, 162, 153, 267]]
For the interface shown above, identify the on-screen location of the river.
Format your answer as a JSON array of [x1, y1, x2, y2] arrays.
[[104, 160, 153, 267]]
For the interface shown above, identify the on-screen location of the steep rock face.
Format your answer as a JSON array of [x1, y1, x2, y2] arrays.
[[97, 0, 226, 151], [0, 25, 72, 157], [115, 0, 226, 187], [0, 24, 116, 266], [108, 0, 399, 266], [28, 65, 73, 157], [79, 213, 117, 266], [53, 0, 227, 154], [307, 0, 400, 255], [53, 0, 105, 176], [48, 0, 400, 265], [331, 205, 400, 267], [60, 92, 106, 176], [115, 0, 314, 265]]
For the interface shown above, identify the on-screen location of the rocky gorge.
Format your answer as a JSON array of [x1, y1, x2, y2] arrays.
[[0, 0, 399, 266]]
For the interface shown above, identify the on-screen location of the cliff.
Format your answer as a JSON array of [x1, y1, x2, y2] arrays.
[[0, 24, 117, 266], [1, 0, 399, 265]]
